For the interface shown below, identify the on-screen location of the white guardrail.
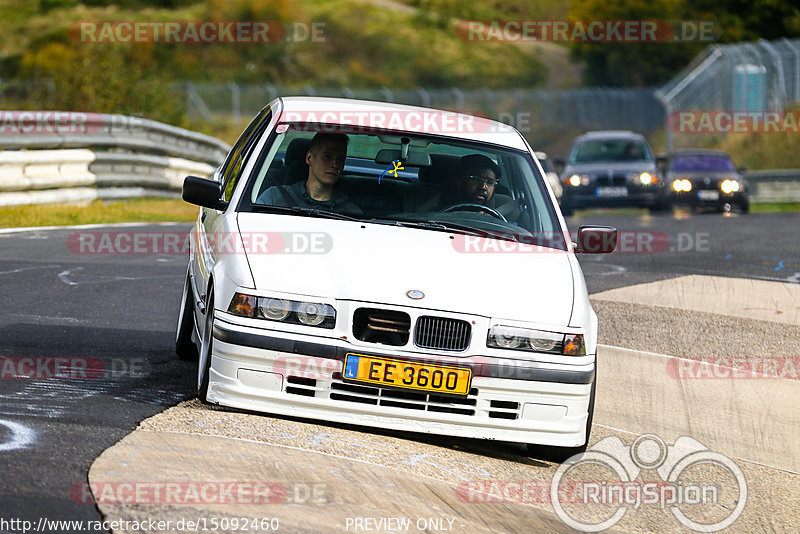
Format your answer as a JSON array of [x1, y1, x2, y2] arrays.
[[0, 111, 231, 207], [742, 170, 800, 203]]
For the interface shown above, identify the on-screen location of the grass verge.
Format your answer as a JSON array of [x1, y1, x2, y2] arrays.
[[0, 198, 198, 229], [750, 202, 800, 213]]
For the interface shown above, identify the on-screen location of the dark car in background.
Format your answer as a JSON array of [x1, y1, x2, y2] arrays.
[[663, 149, 749, 213], [559, 131, 668, 216]]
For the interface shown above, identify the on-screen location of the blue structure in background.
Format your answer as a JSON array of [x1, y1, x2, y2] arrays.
[[733, 64, 767, 111]]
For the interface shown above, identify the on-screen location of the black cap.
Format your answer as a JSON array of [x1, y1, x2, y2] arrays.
[[458, 154, 501, 179]]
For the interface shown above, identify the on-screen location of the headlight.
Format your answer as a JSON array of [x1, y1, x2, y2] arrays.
[[632, 172, 656, 185], [228, 292, 336, 329], [637, 172, 656, 185], [564, 174, 589, 187], [261, 297, 291, 320], [720, 179, 740, 194], [672, 179, 692, 192], [296, 302, 328, 326], [487, 326, 585, 356]]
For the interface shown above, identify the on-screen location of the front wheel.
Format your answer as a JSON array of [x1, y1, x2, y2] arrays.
[[526, 372, 596, 463], [197, 288, 215, 403]]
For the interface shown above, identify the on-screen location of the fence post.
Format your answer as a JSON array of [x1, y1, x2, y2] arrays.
[[416, 87, 430, 108], [782, 38, 800, 104], [452, 88, 464, 111], [379, 87, 394, 103], [228, 82, 241, 123]]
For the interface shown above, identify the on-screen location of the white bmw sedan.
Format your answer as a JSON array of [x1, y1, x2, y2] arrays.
[[176, 97, 616, 461]]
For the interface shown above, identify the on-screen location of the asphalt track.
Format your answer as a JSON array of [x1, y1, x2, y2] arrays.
[[0, 210, 798, 531]]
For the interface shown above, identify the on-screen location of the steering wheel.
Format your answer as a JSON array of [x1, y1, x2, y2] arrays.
[[440, 202, 507, 222]]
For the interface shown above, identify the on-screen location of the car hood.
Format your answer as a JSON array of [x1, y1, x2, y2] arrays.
[[237, 213, 576, 326], [563, 161, 657, 176]]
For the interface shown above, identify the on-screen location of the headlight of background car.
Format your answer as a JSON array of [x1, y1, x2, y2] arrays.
[[720, 179, 740, 194], [565, 174, 589, 187], [672, 179, 692, 192], [487, 325, 585, 356], [630, 172, 657, 185], [228, 292, 336, 329]]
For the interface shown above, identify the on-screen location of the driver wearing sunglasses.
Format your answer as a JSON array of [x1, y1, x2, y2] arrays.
[[456, 154, 501, 205]]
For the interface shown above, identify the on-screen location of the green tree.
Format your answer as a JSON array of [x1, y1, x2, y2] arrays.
[[570, 0, 712, 87]]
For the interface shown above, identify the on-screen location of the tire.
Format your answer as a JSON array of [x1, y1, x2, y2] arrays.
[[176, 267, 198, 360], [526, 372, 596, 463], [560, 203, 574, 217], [197, 287, 215, 403], [740, 200, 750, 214]]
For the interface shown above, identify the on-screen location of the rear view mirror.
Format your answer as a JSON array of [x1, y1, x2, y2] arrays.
[[574, 225, 617, 254], [182, 175, 225, 210], [375, 149, 432, 167]]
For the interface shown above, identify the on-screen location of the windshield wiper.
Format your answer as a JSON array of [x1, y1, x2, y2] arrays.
[[250, 204, 362, 222], [425, 220, 519, 241]]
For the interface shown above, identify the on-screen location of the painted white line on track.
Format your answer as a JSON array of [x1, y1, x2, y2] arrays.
[[0, 221, 190, 235], [0, 419, 36, 451], [0, 264, 60, 276]]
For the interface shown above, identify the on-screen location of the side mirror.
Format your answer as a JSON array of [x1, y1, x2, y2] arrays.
[[656, 154, 668, 170], [574, 225, 617, 254], [554, 157, 565, 175], [182, 175, 225, 209], [737, 166, 747, 173]]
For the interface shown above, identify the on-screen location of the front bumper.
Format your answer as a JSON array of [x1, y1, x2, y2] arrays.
[[206, 318, 595, 447], [562, 188, 664, 209], [670, 190, 748, 209]]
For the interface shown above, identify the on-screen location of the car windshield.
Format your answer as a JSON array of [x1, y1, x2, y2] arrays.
[[670, 154, 736, 172], [570, 138, 652, 163], [241, 124, 566, 250]]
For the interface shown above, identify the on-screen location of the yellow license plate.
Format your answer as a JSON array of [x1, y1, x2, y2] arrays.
[[343, 353, 472, 395]]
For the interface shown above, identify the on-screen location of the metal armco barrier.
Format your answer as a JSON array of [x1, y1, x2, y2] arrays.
[[0, 112, 230, 206], [743, 169, 800, 203]]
